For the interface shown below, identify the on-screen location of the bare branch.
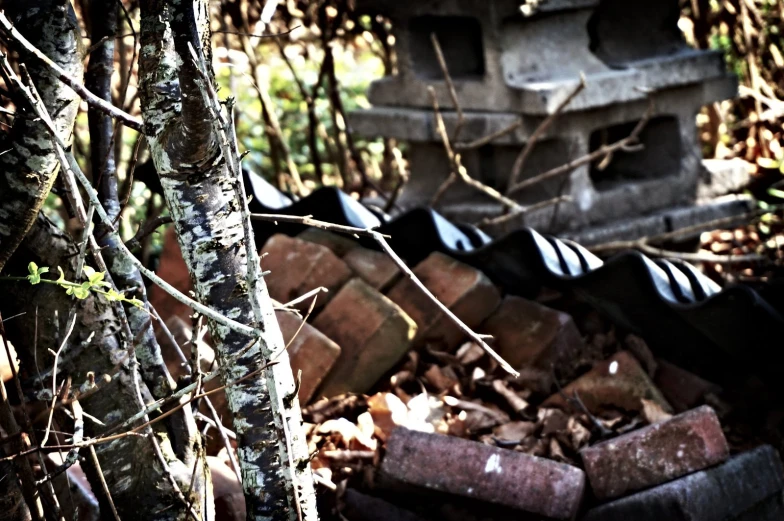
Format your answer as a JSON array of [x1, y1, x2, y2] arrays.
[[507, 76, 586, 191], [0, 12, 143, 132]]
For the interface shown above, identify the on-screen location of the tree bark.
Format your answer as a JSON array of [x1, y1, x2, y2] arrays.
[[137, 1, 318, 519], [2, 214, 210, 521], [0, 0, 83, 272], [0, 1, 210, 518]]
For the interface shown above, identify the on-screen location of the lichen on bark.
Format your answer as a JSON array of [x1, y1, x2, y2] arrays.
[[138, 0, 318, 519]]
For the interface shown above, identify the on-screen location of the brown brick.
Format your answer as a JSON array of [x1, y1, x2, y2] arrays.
[[275, 310, 341, 404], [343, 247, 400, 290], [260, 234, 353, 311], [582, 446, 783, 521], [544, 351, 672, 414], [654, 359, 722, 413], [313, 278, 417, 398], [208, 456, 245, 521], [581, 405, 729, 500], [297, 228, 359, 257], [381, 428, 585, 520], [385, 252, 501, 351], [481, 296, 585, 378]]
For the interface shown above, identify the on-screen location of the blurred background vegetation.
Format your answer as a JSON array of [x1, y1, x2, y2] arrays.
[[13, 0, 782, 280]]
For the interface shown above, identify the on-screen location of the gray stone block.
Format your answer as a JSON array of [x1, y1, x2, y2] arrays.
[[582, 445, 784, 521]]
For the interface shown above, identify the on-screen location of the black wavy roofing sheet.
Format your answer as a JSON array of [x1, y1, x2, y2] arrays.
[[244, 171, 784, 387]]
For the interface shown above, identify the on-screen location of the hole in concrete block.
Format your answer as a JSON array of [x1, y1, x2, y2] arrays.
[[408, 16, 485, 80], [587, 0, 686, 68], [463, 140, 573, 206], [589, 116, 682, 192]]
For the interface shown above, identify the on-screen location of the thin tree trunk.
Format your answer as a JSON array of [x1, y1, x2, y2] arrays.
[[137, 1, 317, 519], [0, 1, 209, 518], [0, 0, 83, 272]]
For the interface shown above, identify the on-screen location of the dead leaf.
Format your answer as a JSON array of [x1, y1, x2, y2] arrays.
[[641, 398, 673, 425], [456, 342, 485, 365], [367, 393, 407, 441], [539, 408, 569, 436], [493, 421, 536, 442]]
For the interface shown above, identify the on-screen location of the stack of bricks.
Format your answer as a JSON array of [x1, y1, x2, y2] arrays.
[[150, 226, 589, 403], [150, 226, 784, 520], [367, 407, 784, 521]]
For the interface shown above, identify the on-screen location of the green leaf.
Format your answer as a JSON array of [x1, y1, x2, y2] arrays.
[[768, 188, 784, 199], [73, 282, 91, 299], [56, 267, 66, 284], [88, 270, 105, 285], [127, 298, 145, 309], [104, 289, 122, 302], [27, 265, 41, 285], [82, 265, 97, 280]]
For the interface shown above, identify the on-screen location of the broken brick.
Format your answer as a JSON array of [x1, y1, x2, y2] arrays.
[[480, 296, 585, 379], [654, 359, 722, 413], [342, 247, 400, 290], [582, 445, 784, 521], [276, 310, 341, 404], [543, 351, 672, 414], [580, 405, 729, 500], [261, 234, 353, 311], [313, 278, 417, 398], [386, 252, 501, 351], [381, 428, 585, 520]]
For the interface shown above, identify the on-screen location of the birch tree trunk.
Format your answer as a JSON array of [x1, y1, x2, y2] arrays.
[[137, 1, 318, 519]]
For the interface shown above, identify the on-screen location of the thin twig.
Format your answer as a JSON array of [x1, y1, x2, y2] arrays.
[[88, 444, 122, 521], [0, 12, 143, 132], [125, 215, 172, 250], [507, 98, 655, 196], [478, 195, 573, 228], [455, 120, 523, 151], [250, 212, 519, 375], [507, 75, 586, 191], [430, 33, 465, 142], [428, 87, 522, 210]]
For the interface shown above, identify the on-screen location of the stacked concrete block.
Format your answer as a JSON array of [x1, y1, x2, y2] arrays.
[[350, 0, 750, 243]]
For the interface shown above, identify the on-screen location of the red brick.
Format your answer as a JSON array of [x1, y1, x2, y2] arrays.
[[148, 226, 193, 324], [275, 310, 341, 404], [313, 278, 417, 398], [297, 228, 359, 257], [654, 359, 722, 413], [260, 234, 353, 311], [580, 405, 729, 500], [543, 351, 672, 414], [582, 445, 783, 521], [480, 296, 585, 378], [208, 456, 245, 521], [385, 252, 501, 351], [342, 247, 400, 290], [381, 428, 585, 520]]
